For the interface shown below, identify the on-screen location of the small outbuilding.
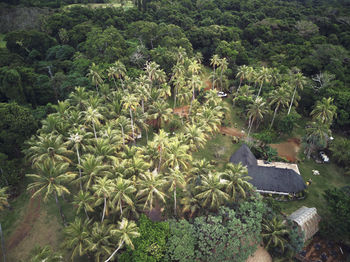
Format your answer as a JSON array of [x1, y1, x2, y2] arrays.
[[288, 206, 321, 241]]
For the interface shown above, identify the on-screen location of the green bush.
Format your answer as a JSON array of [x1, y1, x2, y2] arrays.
[[119, 214, 169, 262]]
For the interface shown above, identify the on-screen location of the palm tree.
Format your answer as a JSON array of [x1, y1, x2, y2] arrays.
[[153, 129, 169, 171], [288, 71, 307, 115], [310, 97, 337, 126], [210, 54, 220, 89], [85, 221, 115, 262], [105, 218, 140, 262], [247, 97, 269, 137], [115, 116, 131, 146], [136, 170, 167, 211], [87, 62, 104, 93], [256, 67, 272, 98], [63, 217, 90, 261], [188, 159, 214, 186], [268, 84, 290, 129], [220, 163, 252, 201], [188, 74, 202, 115], [262, 217, 289, 252], [29, 245, 63, 262], [77, 154, 109, 190], [73, 190, 95, 219], [135, 76, 150, 113], [304, 120, 331, 158], [184, 123, 207, 152], [27, 159, 76, 224], [0, 187, 9, 211], [82, 107, 104, 141], [68, 132, 85, 190], [164, 137, 191, 170], [181, 192, 201, 218], [148, 100, 173, 131], [25, 134, 72, 164], [165, 167, 186, 215], [218, 57, 228, 91], [172, 73, 185, 109], [236, 65, 253, 92], [145, 61, 166, 85], [92, 176, 114, 222], [195, 172, 229, 212], [69, 86, 89, 110], [122, 92, 139, 142], [111, 177, 136, 217]]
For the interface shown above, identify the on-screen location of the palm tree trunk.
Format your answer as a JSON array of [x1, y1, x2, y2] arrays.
[[288, 86, 297, 115], [120, 79, 124, 90], [101, 196, 106, 223], [76, 147, 83, 190], [247, 118, 254, 137], [220, 69, 223, 91], [54, 191, 66, 226], [112, 77, 117, 89], [238, 78, 243, 91], [119, 200, 123, 217], [129, 108, 135, 144], [189, 88, 195, 116], [104, 241, 124, 262], [270, 105, 279, 129], [174, 186, 177, 216], [212, 67, 215, 90], [141, 99, 144, 114], [92, 122, 97, 141], [257, 81, 263, 98], [84, 207, 90, 220]]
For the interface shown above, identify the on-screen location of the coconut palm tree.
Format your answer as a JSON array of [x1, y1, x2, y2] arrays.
[[85, 221, 115, 262], [165, 167, 186, 215], [69, 86, 89, 110], [188, 159, 214, 186], [27, 159, 76, 224], [105, 218, 140, 262], [310, 97, 337, 126], [148, 100, 173, 131], [115, 116, 131, 146], [87, 138, 115, 163], [0, 187, 9, 211], [195, 172, 229, 212], [164, 137, 191, 170], [68, 132, 86, 190], [29, 245, 63, 262], [218, 57, 228, 91], [262, 217, 289, 252], [25, 134, 72, 164], [268, 84, 290, 129], [122, 92, 139, 142], [288, 71, 307, 115], [183, 123, 207, 151], [63, 217, 90, 260], [304, 120, 331, 158], [181, 191, 201, 218], [210, 54, 221, 89], [92, 176, 114, 223], [247, 97, 269, 137], [73, 190, 95, 219], [82, 106, 104, 141], [172, 74, 185, 109], [236, 65, 253, 92], [136, 170, 167, 211], [111, 177, 136, 217], [220, 163, 252, 201], [256, 67, 272, 98], [153, 129, 169, 171], [87, 62, 104, 93], [77, 154, 109, 190]]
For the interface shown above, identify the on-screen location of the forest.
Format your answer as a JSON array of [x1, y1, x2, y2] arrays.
[[0, 0, 350, 261]]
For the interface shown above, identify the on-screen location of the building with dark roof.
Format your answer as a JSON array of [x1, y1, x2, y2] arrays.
[[230, 144, 306, 195]]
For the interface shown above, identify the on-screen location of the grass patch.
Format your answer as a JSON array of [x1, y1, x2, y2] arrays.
[[278, 160, 350, 216], [193, 133, 241, 171]]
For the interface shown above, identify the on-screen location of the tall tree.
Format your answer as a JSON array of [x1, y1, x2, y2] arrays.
[[122, 93, 139, 142], [92, 176, 114, 223], [112, 177, 136, 217], [164, 167, 186, 216], [210, 54, 220, 89], [288, 71, 307, 115], [268, 84, 290, 129], [247, 97, 269, 137], [86, 62, 103, 93], [310, 97, 337, 126]]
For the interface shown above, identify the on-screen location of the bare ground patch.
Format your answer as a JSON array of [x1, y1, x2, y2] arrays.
[[270, 138, 301, 162]]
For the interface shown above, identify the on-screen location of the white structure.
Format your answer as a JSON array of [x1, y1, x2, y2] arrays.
[[288, 206, 321, 241]]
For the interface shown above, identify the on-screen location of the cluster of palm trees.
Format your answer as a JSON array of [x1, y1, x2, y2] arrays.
[[210, 54, 228, 91], [24, 56, 255, 261], [234, 65, 308, 135]]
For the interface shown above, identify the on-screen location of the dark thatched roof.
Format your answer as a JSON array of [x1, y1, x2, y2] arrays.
[[247, 166, 306, 193], [229, 144, 257, 167], [230, 144, 306, 194]]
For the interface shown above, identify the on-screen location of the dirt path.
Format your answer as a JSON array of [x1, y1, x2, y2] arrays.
[[246, 246, 272, 262], [173, 105, 189, 118], [270, 138, 301, 162], [6, 195, 41, 251], [219, 126, 246, 138]]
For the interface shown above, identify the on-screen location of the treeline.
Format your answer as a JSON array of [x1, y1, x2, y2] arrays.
[[0, 0, 108, 8]]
